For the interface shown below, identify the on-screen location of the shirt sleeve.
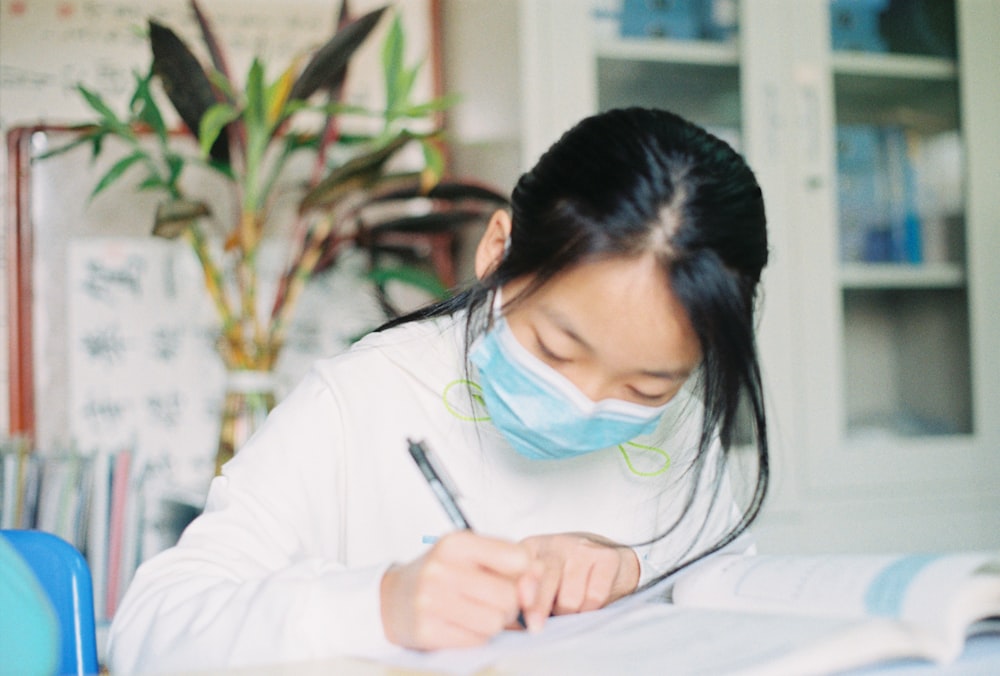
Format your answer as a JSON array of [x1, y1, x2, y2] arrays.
[[107, 368, 397, 674]]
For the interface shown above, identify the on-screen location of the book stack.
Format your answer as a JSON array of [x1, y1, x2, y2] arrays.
[[837, 124, 923, 265], [0, 441, 146, 624]]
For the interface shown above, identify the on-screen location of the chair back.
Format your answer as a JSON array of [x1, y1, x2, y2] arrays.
[[2, 529, 99, 676]]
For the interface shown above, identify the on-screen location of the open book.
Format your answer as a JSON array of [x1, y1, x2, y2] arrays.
[[664, 552, 1000, 674], [382, 551, 1000, 675]]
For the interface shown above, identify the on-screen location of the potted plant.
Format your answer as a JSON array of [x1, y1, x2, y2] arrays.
[[44, 0, 507, 473]]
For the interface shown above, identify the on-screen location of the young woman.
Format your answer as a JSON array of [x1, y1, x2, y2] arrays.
[[108, 107, 769, 672]]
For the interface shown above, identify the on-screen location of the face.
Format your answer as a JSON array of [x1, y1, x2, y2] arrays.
[[500, 254, 702, 407]]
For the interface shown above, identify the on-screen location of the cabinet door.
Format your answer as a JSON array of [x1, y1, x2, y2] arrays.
[[515, 1, 999, 509], [792, 0, 1000, 494]]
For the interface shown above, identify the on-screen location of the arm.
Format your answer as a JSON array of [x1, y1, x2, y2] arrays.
[[107, 370, 391, 673], [514, 432, 754, 628]]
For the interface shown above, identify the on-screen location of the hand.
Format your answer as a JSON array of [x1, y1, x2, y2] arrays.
[[518, 532, 640, 631], [380, 530, 540, 650]]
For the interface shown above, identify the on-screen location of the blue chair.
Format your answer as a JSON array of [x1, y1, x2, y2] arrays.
[[2, 530, 99, 676]]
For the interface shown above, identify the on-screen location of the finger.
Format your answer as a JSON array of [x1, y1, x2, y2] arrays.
[[436, 531, 532, 578], [552, 544, 618, 614], [551, 555, 592, 615], [449, 591, 517, 640], [577, 557, 617, 612], [523, 553, 561, 631], [505, 560, 543, 630], [408, 566, 520, 648], [406, 607, 496, 651]]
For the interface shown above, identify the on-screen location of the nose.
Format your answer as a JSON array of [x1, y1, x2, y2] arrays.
[[568, 370, 616, 404]]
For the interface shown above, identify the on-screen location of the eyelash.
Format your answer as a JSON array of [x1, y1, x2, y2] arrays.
[[631, 387, 669, 403], [536, 337, 570, 363], [538, 336, 671, 402]]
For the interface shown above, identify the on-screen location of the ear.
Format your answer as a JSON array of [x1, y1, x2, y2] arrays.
[[474, 209, 512, 280]]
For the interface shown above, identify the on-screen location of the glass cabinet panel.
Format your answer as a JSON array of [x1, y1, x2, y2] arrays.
[[829, 0, 971, 437], [592, 1, 742, 147]]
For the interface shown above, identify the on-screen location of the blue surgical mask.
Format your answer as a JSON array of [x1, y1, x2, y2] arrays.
[[469, 312, 670, 461]]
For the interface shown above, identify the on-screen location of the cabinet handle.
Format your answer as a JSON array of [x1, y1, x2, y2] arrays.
[[795, 64, 826, 190]]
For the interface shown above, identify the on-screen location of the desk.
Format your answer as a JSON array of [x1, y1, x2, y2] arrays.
[[850, 632, 1000, 675], [177, 627, 1000, 675]]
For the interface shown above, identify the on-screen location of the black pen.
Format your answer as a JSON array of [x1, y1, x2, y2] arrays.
[[406, 437, 528, 629], [407, 437, 471, 530]]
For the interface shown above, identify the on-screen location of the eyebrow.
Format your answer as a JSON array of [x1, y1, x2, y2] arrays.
[[541, 306, 693, 381]]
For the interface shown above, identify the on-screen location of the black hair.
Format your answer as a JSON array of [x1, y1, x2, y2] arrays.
[[380, 107, 769, 581]]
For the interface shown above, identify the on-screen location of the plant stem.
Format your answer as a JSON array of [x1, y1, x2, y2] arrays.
[[183, 223, 247, 368], [268, 213, 341, 353]]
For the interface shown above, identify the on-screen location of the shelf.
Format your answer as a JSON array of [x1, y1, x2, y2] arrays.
[[833, 52, 959, 127], [840, 262, 965, 289], [596, 37, 738, 67], [595, 39, 741, 129], [832, 52, 957, 80]]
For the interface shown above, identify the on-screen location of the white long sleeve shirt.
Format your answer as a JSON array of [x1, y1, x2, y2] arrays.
[[107, 311, 747, 674]]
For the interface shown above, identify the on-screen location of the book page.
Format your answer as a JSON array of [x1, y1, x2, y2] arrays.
[[491, 605, 913, 676], [671, 553, 1000, 660]]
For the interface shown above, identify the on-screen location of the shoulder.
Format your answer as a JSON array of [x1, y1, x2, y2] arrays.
[[307, 313, 468, 393]]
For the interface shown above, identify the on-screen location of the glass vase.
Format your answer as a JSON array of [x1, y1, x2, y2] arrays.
[[215, 369, 277, 476]]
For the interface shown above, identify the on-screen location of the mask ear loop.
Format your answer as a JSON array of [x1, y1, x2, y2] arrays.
[[483, 236, 510, 330], [490, 286, 504, 325]]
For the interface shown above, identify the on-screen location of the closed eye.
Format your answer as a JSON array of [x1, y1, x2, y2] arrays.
[[536, 336, 571, 364], [629, 386, 673, 404]]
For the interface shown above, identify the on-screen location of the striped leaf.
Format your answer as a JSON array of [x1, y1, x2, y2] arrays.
[[149, 19, 229, 163], [288, 5, 388, 102]]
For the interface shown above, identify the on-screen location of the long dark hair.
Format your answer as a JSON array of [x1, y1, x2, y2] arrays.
[[382, 107, 769, 580]]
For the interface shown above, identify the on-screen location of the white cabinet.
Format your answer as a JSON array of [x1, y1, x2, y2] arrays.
[[443, 0, 1000, 553]]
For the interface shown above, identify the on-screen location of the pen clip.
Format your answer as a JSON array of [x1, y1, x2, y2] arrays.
[[412, 438, 463, 499]]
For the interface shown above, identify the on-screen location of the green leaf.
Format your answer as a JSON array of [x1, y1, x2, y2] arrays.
[[89, 132, 105, 159], [244, 58, 266, 131], [89, 150, 146, 199], [421, 140, 444, 184], [381, 13, 405, 114], [396, 65, 420, 111], [368, 265, 448, 299], [153, 198, 210, 239], [299, 130, 414, 213], [129, 69, 167, 141], [32, 128, 102, 161], [77, 84, 122, 125], [199, 102, 240, 159], [282, 132, 320, 154], [208, 69, 238, 103], [165, 152, 185, 189], [137, 175, 167, 192], [396, 93, 462, 119]]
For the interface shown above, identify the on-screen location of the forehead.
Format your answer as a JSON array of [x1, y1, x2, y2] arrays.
[[507, 255, 702, 371]]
